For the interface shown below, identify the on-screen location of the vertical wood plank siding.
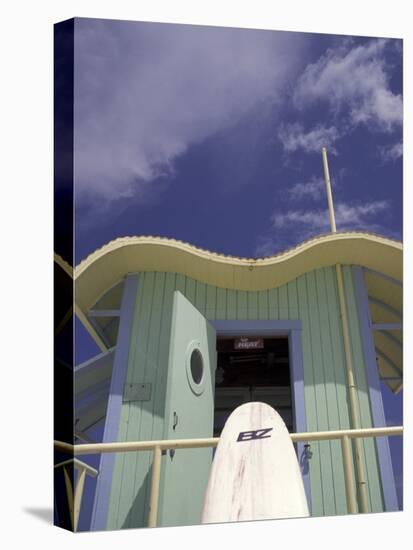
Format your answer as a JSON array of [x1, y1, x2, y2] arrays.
[[105, 266, 383, 528]]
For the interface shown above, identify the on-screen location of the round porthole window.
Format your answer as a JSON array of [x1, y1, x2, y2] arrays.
[[190, 348, 204, 385], [186, 341, 205, 395]]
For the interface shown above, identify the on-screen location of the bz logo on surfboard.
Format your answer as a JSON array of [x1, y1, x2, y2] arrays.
[[237, 428, 273, 442]]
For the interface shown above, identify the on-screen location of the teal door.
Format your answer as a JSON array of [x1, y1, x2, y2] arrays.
[[158, 290, 217, 527]]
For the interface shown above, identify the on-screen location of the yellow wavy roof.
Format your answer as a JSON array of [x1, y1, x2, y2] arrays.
[[73, 232, 402, 313]]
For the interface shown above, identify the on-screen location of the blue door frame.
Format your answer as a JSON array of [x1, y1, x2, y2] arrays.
[[211, 319, 312, 512]]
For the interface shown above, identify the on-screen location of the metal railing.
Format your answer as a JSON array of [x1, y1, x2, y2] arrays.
[[54, 425, 402, 529]]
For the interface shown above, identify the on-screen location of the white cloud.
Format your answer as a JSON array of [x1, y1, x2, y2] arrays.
[[255, 199, 392, 256], [336, 201, 390, 226], [278, 123, 340, 154], [272, 200, 390, 231], [74, 19, 304, 201], [288, 176, 326, 200], [379, 141, 403, 162], [293, 39, 402, 132]]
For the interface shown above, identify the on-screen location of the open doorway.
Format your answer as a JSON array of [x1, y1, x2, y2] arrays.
[[214, 335, 292, 436]]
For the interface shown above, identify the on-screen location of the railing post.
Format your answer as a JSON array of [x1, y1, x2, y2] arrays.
[[148, 445, 162, 528], [62, 465, 74, 529], [341, 435, 357, 514], [74, 466, 87, 531]]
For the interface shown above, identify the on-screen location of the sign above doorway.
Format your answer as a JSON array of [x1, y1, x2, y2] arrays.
[[233, 337, 264, 350]]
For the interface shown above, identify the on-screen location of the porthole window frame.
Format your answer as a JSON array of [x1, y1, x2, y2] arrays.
[[185, 340, 205, 395]]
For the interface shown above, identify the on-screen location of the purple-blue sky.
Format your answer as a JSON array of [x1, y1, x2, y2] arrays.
[[74, 19, 402, 263], [73, 18, 403, 507]]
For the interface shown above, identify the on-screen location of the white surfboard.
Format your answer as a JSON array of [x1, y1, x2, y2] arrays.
[[202, 402, 309, 524]]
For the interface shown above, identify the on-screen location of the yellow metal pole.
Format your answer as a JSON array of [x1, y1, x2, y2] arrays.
[[54, 426, 402, 455], [341, 435, 357, 513], [322, 147, 337, 233], [322, 148, 369, 513], [73, 466, 87, 531], [56, 306, 73, 336], [335, 264, 369, 512], [148, 445, 162, 528], [74, 304, 108, 352], [55, 457, 98, 477], [290, 425, 402, 441], [56, 437, 219, 455]]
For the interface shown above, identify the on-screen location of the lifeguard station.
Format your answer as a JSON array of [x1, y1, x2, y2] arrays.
[[54, 151, 403, 531]]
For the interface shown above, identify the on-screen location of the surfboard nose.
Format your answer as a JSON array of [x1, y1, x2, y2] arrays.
[[226, 401, 291, 436], [202, 401, 310, 524]]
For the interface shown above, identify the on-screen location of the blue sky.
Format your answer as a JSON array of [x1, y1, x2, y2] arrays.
[[73, 18, 403, 507], [74, 18, 402, 263]]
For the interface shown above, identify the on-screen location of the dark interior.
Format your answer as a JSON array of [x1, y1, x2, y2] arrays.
[[214, 336, 293, 436]]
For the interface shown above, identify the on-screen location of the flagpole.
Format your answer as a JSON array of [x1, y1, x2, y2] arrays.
[[321, 146, 337, 233], [321, 146, 369, 513]]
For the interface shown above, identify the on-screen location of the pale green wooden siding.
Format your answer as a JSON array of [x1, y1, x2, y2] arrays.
[[105, 266, 383, 529]]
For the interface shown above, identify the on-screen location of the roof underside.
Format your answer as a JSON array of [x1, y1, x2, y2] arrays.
[[74, 348, 115, 435], [364, 268, 402, 393]]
